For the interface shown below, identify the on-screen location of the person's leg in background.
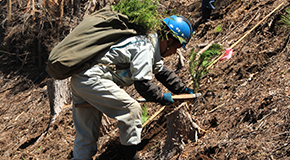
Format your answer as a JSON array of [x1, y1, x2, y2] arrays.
[[194, 0, 216, 29], [201, 0, 215, 22]]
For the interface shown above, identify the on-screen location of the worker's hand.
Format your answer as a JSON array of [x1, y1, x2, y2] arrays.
[[184, 87, 194, 94], [160, 93, 174, 105]]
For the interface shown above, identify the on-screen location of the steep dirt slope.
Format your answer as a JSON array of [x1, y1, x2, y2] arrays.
[[182, 0, 290, 159], [0, 0, 290, 159]]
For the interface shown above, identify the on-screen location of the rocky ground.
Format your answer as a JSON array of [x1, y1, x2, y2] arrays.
[[1, 0, 290, 159]]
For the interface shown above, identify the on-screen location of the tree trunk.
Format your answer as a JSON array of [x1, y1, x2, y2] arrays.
[[161, 102, 201, 160]]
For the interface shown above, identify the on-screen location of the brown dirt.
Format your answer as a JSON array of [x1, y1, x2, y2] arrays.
[[1, 0, 290, 159]]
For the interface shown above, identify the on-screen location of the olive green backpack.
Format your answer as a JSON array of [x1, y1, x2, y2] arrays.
[[46, 6, 137, 80]]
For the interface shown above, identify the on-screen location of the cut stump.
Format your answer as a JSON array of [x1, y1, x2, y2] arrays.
[[47, 78, 72, 120], [161, 102, 201, 160]]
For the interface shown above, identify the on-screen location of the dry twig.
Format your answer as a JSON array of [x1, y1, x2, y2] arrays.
[[243, 9, 261, 32]]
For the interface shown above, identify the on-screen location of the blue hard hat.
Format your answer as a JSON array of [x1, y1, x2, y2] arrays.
[[163, 15, 193, 50]]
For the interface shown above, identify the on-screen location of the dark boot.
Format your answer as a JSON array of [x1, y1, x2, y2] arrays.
[[193, 8, 212, 30], [121, 145, 138, 160], [201, 8, 212, 22]]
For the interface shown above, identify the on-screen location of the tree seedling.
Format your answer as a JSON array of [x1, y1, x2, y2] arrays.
[[189, 44, 223, 92], [215, 24, 222, 33], [142, 104, 149, 124], [280, 8, 290, 32]]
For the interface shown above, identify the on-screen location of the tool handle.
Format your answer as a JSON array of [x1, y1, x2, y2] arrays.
[[137, 93, 202, 102]]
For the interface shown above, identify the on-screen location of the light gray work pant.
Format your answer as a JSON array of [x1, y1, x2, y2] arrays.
[[70, 69, 142, 160]]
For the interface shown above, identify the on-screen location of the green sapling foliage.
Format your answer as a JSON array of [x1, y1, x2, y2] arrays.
[[280, 8, 290, 32], [142, 104, 149, 124], [215, 24, 222, 33], [112, 0, 162, 33], [189, 44, 223, 92]]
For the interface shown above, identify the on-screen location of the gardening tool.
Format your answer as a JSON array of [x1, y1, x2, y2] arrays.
[[137, 93, 202, 102], [206, 2, 285, 70], [74, 93, 202, 107], [141, 93, 202, 128]]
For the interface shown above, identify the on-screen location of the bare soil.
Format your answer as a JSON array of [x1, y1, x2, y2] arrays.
[[1, 0, 290, 159]]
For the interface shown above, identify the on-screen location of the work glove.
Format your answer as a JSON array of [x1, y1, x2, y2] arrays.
[[184, 87, 194, 94], [159, 93, 174, 105]]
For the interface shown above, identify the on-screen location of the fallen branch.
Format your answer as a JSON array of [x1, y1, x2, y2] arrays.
[[243, 8, 261, 32], [221, 14, 251, 41], [209, 103, 225, 113], [273, 131, 290, 138], [0, 50, 16, 55], [270, 142, 290, 155], [142, 105, 165, 128]]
